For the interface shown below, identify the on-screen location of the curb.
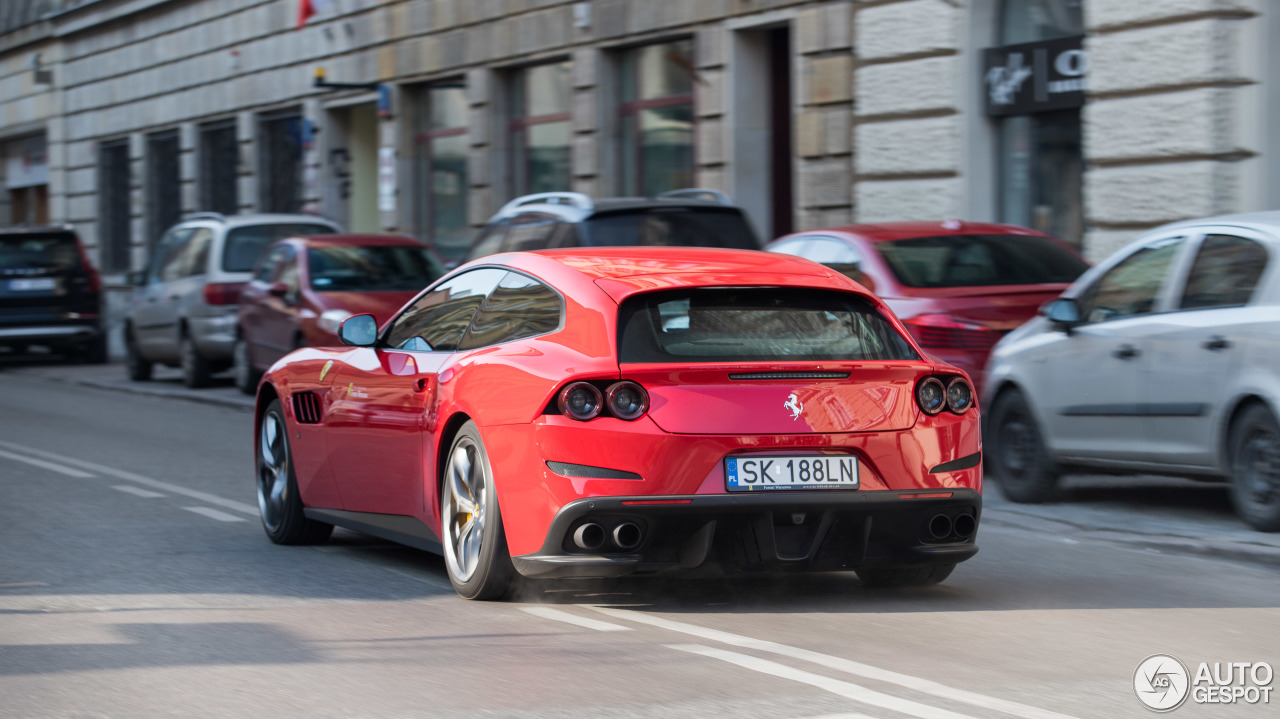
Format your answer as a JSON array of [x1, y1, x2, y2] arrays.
[[7, 366, 255, 412]]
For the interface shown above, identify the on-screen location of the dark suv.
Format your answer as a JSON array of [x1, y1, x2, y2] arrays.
[[0, 226, 106, 362], [464, 189, 761, 261]]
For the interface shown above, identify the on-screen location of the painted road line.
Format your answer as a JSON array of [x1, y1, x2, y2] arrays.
[[521, 606, 633, 632], [797, 714, 879, 719], [594, 607, 1081, 719], [0, 439, 257, 516], [111, 484, 165, 498], [0, 448, 94, 478], [182, 506, 247, 522], [668, 644, 979, 719]]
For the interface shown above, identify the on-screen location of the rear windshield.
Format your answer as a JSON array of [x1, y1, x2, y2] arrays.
[[875, 234, 1088, 288], [0, 233, 81, 272], [308, 245, 446, 292], [577, 208, 760, 250], [618, 288, 919, 363], [223, 224, 335, 273]]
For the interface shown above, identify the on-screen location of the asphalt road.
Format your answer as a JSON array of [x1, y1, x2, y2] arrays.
[[1, 370, 1278, 718]]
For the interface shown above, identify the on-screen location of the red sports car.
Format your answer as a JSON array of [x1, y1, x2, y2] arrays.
[[254, 248, 982, 599], [766, 222, 1089, 392]]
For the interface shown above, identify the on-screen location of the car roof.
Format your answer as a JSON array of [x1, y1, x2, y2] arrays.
[[289, 233, 423, 248], [1146, 210, 1280, 237], [792, 221, 1051, 243], [182, 213, 341, 228], [489, 196, 743, 224], [0, 225, 78, 237], [522, 247, 826, 281]]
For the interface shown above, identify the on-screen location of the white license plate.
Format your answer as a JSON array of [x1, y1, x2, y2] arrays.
[[725, 455, 858, 492], [9, 278, 56, 291]]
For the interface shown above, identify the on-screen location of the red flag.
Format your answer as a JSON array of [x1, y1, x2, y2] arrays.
[[297, 0, 336, 28]]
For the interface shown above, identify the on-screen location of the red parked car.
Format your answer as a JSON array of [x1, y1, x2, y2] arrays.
[[253, 247, 983, 600], [234, 234, 446, 393], [766, 222, 1089, 392]]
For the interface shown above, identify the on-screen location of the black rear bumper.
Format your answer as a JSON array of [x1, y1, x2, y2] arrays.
[[511, 489, 981, 579]]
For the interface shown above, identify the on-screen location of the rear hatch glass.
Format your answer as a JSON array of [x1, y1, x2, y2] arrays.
[[578, 208, 760, 250], [875, 234, 1087, 288], [223, 224, 335, 273]]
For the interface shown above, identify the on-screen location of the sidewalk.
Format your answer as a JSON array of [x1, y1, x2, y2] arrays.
[[3, 359, 255, 411]]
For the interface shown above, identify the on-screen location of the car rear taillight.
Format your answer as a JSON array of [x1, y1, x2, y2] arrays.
[[558, 382, 603, 421], [203, 282, 247, 306], [916, 377, 946, 415], [606, 381, 649, 421], [73, 241, 101, 293], [946, 377, 974, 414], [903, 314, 999, 351], [916, 375, 974, 415]]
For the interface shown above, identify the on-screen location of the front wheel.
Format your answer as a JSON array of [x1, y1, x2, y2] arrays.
[[989, 389, 1060, 503], [441, 421, 515, 600], [1228, 404, 1280, 532], [233, 335, 261, 395], [257, 400, 333, 544], [857, 563, 955, 588]]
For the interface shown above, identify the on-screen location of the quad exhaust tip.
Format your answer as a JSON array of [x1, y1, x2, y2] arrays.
[[612, 522, 642, 551], [928, 513, 954, 540], [572, 523, 605, 550], [953, 513, 977, 539]]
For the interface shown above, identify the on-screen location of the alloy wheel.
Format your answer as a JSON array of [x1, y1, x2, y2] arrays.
[[443, 438, 487, 583], [257, 410, 289, 531], [1240, 427, 1280, 506]]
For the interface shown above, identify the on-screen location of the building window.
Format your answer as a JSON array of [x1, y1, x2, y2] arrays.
[[146, 130, 181, 249], [259, 112, 305, 213], [3, 135, 50, 227], [414, 83, 470, 263], [98, 139, 132, 273], [199, 120, 238, 215], [618, 40, 695, 197], [995, 0, 1084, 246], [509, 62, 571, 195]]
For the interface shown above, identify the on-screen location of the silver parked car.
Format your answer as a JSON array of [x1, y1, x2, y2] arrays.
[[124, 213, 340, 387], [984, 211, 1280, 531]]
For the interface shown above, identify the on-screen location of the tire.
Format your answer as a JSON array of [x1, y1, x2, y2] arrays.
[[125, 328, 153, 381], [1228, 404, 1280, 532], [441, 421, 516, 600], [857, 563, 955, 588], [256, 399, 333, 545], [988, 389, 1061, 504], [233, 335, 261, 395], [180, 332, 213, 388]]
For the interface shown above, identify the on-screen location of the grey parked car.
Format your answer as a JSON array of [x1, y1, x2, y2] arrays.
[[124, 213, 340, 387], [984, 211, 1280, 531]]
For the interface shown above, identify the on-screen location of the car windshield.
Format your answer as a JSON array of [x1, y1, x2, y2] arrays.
[[223, 223, 335, 273], [0, 234, 81, 272], [874, 234, 1088, 288], [308, 244, 446, 291], [618, 288, 919, 363], [577, 208, 760, 250]]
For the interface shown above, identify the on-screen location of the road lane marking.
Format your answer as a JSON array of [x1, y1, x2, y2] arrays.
[[0, 448, 94, 478], [521, 606, 632, 632], [797, 714, 878, 719], [111, 484, 165, 498], [594, 607, 1081, 719], [0, 439, 258, 516], [182, 506, 247, 522], [668, 644, 979, 719]]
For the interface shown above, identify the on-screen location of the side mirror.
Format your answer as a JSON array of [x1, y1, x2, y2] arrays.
[[126, 270, 146, 287], [1045, 298, 1082, 334], [338, 313, 378, 347]]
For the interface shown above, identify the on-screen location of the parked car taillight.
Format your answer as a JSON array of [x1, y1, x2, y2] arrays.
[[203, 282, 247, 306], [903, 314, 999, 351]]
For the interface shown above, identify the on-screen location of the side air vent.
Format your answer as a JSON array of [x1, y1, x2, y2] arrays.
[[729, 372, 850, 380], [292, 392, 322, 424]]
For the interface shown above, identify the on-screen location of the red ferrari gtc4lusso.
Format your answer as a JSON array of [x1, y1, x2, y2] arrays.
[[254, 248, 982, 599]]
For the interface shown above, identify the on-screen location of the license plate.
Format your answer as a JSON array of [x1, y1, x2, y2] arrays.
[[725, 455, 858, 492], [9, 278, 55, 291]]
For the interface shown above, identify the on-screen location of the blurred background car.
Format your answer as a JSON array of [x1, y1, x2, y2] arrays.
[[124, 212, 341, 388], [463, 189, 760, 262], [0, 225, 105, 363], [233, 233, 446, 394], [984, 211, 1280, 531], [766, 221, 1089, 391]]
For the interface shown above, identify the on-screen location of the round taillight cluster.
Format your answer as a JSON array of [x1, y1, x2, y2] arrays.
[[916, 376, 974, 415], [557, 381, 649, 421]]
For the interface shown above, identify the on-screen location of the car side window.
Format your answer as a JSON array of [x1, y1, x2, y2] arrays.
[[277, 249, 300, 294], [383, 268, 506, 352], [1179, 234, 1269, 310], [254, 245, 289, 283], [458, 272, 563, 350], [157, 229, 196, 283], [181, 229, 213, 277], [1076, 236, 1184, 324], [501, 214, 560, 253], [769, 238, 813, 258], [467, 221, 509, 260], [805, 237, 860, 265], [148, 228, 193, 284]]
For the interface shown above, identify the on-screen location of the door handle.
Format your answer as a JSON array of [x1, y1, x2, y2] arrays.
[[1203, 336, 1232, 351], [1113, 344, 1141, 360]]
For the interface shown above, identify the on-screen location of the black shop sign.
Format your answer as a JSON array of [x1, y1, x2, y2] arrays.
[[983, 35, 1087, 116]]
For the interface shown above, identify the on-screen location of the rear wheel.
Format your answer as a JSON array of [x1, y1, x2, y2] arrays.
[[233, 335, 261, 395], [125, 328, 153, 381], [857, 563, 955, 588], [1228, 404, 1280, 532], [441, 421, 515, 600], [257, 400, 333, 544], [989, 389, 1060, 503], [180, 333, 213, 388]]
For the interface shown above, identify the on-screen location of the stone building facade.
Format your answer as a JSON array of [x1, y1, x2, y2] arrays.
[[2, 0, 1278, 345]]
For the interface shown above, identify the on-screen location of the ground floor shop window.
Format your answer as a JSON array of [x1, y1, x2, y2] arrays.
[[998, 111, 1083, 246], [509, 62, 571, 195], [199, 120, 238, 215], [617, 39, 696, 197], [259, 112, 305, 214], [414, 83, 470, 263], [98, 139, 132, 273], [146, 130, 181, 249]]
